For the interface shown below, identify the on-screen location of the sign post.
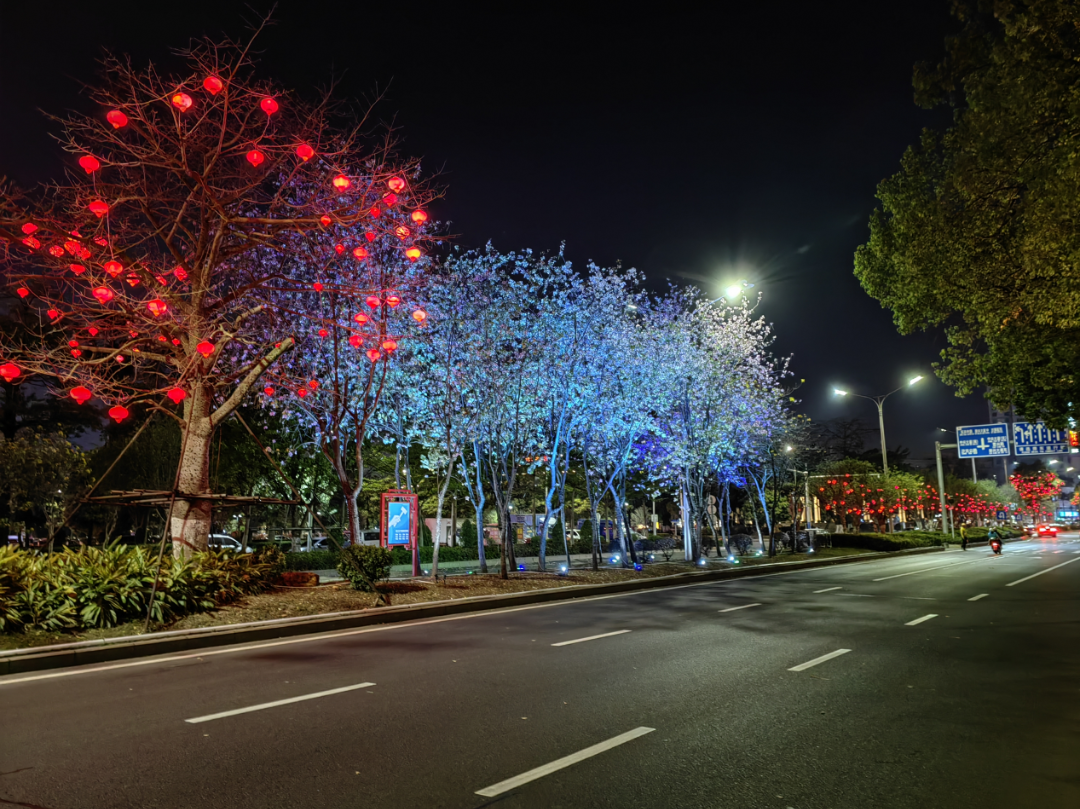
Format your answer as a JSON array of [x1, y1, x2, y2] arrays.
[[381, 489, 420, 577]]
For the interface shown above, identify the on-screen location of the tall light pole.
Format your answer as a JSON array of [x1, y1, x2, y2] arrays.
[[834, 375, 923, 476]]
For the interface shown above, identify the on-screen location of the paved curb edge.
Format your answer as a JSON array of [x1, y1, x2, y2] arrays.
[[0, 544, 957, 676]]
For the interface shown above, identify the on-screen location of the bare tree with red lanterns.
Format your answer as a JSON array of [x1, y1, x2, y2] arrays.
[[0, 30, 436, 556]]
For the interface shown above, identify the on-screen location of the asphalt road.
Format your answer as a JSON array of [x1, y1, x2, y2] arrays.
[[2, 534, 1079, 809]]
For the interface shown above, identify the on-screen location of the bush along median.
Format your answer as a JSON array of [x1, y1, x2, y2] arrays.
[[0, 543, 284, 634], [832, 527, 1022, 552]]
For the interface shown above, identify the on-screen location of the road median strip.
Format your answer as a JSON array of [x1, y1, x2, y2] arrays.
[[0, 545, 946, 678]]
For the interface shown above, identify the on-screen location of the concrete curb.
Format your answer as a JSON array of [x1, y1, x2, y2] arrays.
[[0, 545, 951, 677]]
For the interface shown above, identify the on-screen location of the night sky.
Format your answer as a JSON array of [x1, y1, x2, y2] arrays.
[[0, 0, 994, 462]]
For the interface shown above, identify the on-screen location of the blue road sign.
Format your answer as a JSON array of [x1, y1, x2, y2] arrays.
[[386, 501, 412, 545], [956, 423, 1010, 458], [996, 510, 1008, 521], [1013, 421, 1070, 456]]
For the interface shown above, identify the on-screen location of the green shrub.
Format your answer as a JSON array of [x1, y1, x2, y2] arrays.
[[831, 532, 938, 552], [337, 545, 393, 591], [459, 520, 478, 547], [284, 549, 340, 571], [0, 544, 281, 634]]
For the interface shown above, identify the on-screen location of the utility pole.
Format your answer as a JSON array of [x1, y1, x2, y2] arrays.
[[936, 441, 957, 540]]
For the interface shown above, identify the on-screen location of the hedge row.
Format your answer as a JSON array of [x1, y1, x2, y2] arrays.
[[832, 526, 1022, 552], [0, 544, 284, 633]]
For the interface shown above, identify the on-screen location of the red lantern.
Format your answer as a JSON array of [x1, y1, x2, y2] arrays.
[[104, 260, 123, 277], [48, 245, 65, 257], [296, 144, 315, 161], [353, 313, 369, 325], [366, 348, 382, 362], [405, 247, 422, 262], [297, 388, 308, 398], [203, 75, 224, 94], [382, 193, 398, 206], [21, 237, 40, 250], [352, 246, 368, 260], [79, 155, 101, 173], [385, 294, 401, 308], [246, 150, 265, 167], [349, 334, 362, 348], [366, 295, 382, 308], [108, 405, 129, 423], [318, 328, 328, 338], [92, 287, 114, 304], [0, 363, 21, 383], [381, 339, 398, 352], [147, 299, 168, 317], [174, 266, 188, 281], [412, 309, 427, 323], [88, 327, 99, 336], [70, 386, 92, 405], [411, 209, 428, 224], [395, 226, 410, 240], [334, 243, 345, 254], [16, 287, 29, 298], [369, 205, 381, 217], [332, 175, 351, 191], [89, 200, 109, 218], [308, 379, 319, 390], [21, 223, 37, 235], [106, 110, 128, 129], [260, 97, 279, 115], [171, 93, 193, 112], [264, 386, 275, 396], [320, 215, 331, 226], [313, 282, 324, 291], [167, 388, 186, 404], [196, 341, 215, 357], [387, 177, 405, 193]]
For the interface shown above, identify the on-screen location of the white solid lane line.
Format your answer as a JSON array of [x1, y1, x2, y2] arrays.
[[475, 727, 655, 797], [968, 594, 989, 601], [788, 648, 851, 672], [719, 603, 762, 612], [184, 682, 376, 724], [551, 630, 631, 647], [905, 614, 938, 626], [1005, 556, 1080, 587], [814, 587, 842, 593], [872, 560, 978, 582]]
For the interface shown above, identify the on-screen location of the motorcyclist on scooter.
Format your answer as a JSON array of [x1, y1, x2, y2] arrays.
[[988, 527, 1001, 554]]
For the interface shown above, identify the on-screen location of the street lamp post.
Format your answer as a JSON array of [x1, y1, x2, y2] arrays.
[[834, 375, 923, 476]]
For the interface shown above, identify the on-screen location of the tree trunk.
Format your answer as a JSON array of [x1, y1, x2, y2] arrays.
[[169, 401, 214, 559]]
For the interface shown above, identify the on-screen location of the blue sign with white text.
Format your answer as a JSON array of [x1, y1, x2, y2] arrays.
[[1013, 421, 1070, 456], [387, 502, 412, 546], [956, 423, 1011, 458]]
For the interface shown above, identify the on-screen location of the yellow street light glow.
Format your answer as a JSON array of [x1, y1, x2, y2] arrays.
[[725, 284, 743, 299], [908, 375, 924, 385]]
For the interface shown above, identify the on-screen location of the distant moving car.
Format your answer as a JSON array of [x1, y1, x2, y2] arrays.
[[209, 534, 252, 553], [1035, 524, 1059, 538]]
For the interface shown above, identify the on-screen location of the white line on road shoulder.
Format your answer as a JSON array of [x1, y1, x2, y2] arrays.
[[475, 727, 655, 797], [788, 648, 851, 672], [872, 561, 977, 582], [551, 630, 631, 647], [184, 682, 375, 724], [905, 614, 938, 626], [1005, 556, 1080, 587], [719, 603, 762, 612], [968, 594, 989, 601], [814, 587, 842, 593]]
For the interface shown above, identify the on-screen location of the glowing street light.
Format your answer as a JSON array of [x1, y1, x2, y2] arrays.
[[833, 375, 925, 476]]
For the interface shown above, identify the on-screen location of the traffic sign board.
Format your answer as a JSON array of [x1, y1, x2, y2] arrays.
[[956, 423, 1010, 458], [996, 510, 1008, 521], [1013, 421, 1070, 456]]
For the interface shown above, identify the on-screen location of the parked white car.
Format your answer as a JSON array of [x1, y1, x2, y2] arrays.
[[209, 534, 252, 553]]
